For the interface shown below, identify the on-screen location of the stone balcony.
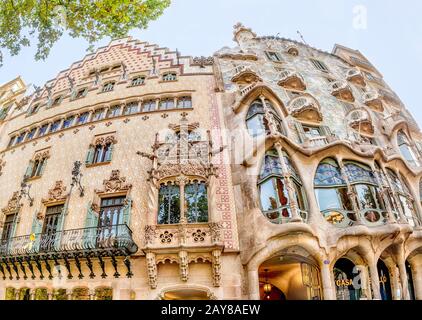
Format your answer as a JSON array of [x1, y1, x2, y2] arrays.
[[143, 222, 223, 252], [143, 222, 224, 289], [348, 109, 374, 135], [0, 224, 138, 280], [230, 65, 261, 84], [277, 69, 306, 91], [329, 80, 355, 102], [289, 95, 322, 122], [346, 68, 366, 86], [363, 91, 383, 112]]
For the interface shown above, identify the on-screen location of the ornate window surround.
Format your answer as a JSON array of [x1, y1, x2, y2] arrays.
[[25, 148, 51, 181], [85, 133, 117, 168]]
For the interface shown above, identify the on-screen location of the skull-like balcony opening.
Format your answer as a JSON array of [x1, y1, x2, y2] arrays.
[[329, 80, 355, 102], [347, 109, 374, 135], [288, 95, 322, 123], [231, 65, 261, 84], [346, 69, 366, 87], [363, 91, 384, 112], [277, 70, 306, 91]]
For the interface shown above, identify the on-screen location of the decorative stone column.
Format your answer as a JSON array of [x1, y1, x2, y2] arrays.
[[273, 141, 302, 222], [368, 259, 381, 300], [356, 264, 371, 299], [176, 176, 188, 224], [397, 250, 410, 300], [320, 261, 336, 300], [408, 258, 422, 300], [247, 268, 260, 300]]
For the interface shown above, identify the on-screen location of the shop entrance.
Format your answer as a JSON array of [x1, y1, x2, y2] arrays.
[[333, 258, 362, 300], [258, 253, 322, 300]]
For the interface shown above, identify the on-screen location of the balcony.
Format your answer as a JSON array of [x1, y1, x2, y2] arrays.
[[143, 222, 223, 252], [379, 89, 402, 106], [277, 70, 306, 91], [0, 224, 138, 280], [347, 109, 374, 135], [363, 91, 383, 112], [230, 65, 261, 84], [143, 222, 224, 288], [289, 95, 322, 122], [322, 209, 388, 228], [346, 69, 366, 86], [329, 80, 355, 102]]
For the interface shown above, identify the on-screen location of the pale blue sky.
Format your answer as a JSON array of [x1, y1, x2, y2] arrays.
[[0, 0, 421, 127]]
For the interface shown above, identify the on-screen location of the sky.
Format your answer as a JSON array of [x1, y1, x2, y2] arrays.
[[0, 0, 421, 127]]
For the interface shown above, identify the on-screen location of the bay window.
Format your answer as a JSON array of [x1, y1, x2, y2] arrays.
[[397, 130, 420, 167], [387, 169, 419, 226], [258, 149, 307, 224]]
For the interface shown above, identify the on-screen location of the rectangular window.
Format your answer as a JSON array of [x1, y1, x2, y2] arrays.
[[15, 132, 26, 144], [177, 96, 192, 109], [1, 214, 16, 240], [92, 109, 104, 121], [98, 197, 125, 240], [142, 100, 156, 112], [27, 157, 47, 178], [123, 102, 139, 115], [131, 76, 145, 86], [62, 116, 75, 129], [38, 124, 49, 137], [8, 136, 16, 147], [102, 82, 115, 92], [310, 59, 329, 72], [160, 98, 175, 110], [74, 88, 87, 99], [265, 51, 282, 62], [302, 126, 327, 146], [77, 112, 89, 125], [26, 128, 37, 141], [40, 204, 64, 252], [107, 105, 121, 118], [49, 120, 61, 133]]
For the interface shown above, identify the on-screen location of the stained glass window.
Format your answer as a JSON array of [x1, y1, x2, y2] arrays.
[[344, 162, 377, 185], [314, 158, 346, 187], [260, 150, 283, 180]]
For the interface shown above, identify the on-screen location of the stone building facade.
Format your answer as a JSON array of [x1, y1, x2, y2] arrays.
[[0, 24, 421, 300]]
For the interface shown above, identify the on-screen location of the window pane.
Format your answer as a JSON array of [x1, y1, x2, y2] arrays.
[[314, 159, 346, 186], [158, 185, 180, 224], [260, 179, 279, 212], [315, 188, 341, 211], [246, 114, 265, 136], [185, 182, 208, 223], [355, 184, 377, 210]]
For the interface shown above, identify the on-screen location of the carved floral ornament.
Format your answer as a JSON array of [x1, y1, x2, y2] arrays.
[[95, 170, 132, 194], [152, 162, 217, 182], [0, 159, 5, 176], [34, 150, 50, 161], [93, 135, 117, 147], [42, 180, 67, 204], [1, 191, 22, 215]]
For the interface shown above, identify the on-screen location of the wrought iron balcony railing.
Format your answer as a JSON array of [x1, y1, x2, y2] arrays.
[[0, 224, 138, 258]]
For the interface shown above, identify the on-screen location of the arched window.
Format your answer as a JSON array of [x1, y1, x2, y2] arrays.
[[397, 130, 420, 167], [246, 99, 284, 137], [344, 161, 386, 224], [258, 149, 307, 224], [314, 158, 352, 226], [92, 143, 113, 164], [315, 159, 389, 226], [387, 169, 418, 226], [158, 181, 208, 225]]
